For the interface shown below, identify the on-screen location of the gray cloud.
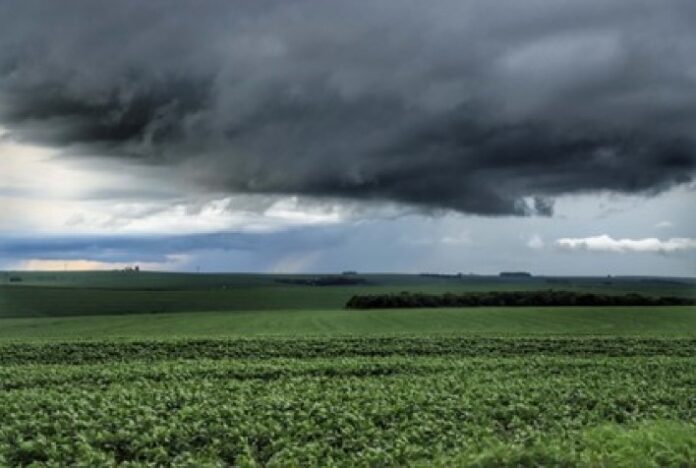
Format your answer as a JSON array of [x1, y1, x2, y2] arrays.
[[0, 229, 345, 264], [1, 0, 696, 215]]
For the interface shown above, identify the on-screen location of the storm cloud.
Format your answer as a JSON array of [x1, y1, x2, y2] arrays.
[[2, 0, 696, 215]]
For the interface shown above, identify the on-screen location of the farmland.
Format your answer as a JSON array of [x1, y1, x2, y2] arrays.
[[1, 338, 694, 466], [2, 271, 695, 318], [1, 272, 695, 465], [1, 306, 696, 341]]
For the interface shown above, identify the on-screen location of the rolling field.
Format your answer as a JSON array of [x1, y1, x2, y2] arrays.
[[2, 271, 695, 318], [1, 306, 695, 341], [7, 284, 694, 319], [1, 272, 695, 465]]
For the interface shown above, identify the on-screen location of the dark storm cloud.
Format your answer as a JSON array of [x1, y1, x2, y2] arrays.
[[2, 0, 696, 215], [0, 229, 345, 264]]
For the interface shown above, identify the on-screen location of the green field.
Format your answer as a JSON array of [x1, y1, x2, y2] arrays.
[[2, 271, 695, 318], [1, 272, 695, 465], [1, 338, 694, 466], [1, 307, 695, 341]]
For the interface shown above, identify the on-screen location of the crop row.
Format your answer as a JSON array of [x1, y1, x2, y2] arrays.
[[1, 355, 688, 392], [1, 336, 695, 365], [1, 355, 694, 466]]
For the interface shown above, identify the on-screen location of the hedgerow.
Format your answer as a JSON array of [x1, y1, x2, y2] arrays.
[[345, 291, 696, 309]]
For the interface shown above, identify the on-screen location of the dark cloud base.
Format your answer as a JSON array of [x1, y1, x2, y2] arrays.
[[0, 230, 345, 264], [2, 0, 696, 215]]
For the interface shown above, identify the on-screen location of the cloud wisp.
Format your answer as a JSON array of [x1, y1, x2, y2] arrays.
[[556, 235, 696, 254], [1, 1, 696, 216]]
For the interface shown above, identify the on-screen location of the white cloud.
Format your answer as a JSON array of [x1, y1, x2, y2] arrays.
[[556, 235, 696, 254], [655, 221, 674, 229], [0, 135, 349, 235], [0, 130, 361, 237], [84, 196, 346, 235], [13, 255, 189, 271]]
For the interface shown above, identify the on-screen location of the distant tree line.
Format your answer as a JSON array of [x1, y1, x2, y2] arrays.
[[345, 290, 695, 309], [419, 273, 464, 279], [277, 276, 368, 286]]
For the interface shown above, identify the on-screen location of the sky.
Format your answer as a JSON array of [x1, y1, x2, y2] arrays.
[[1, 0, 695, 275]]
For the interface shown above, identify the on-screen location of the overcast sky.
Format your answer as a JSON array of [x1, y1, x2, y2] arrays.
[[1, 0, 695, 275]]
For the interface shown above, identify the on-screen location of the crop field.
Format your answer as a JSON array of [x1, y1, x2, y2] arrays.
[[1, 306, 696, 341], [1, 338, 695, 466], [2, 271, 695, 318], [1, 272, 695, 465]]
